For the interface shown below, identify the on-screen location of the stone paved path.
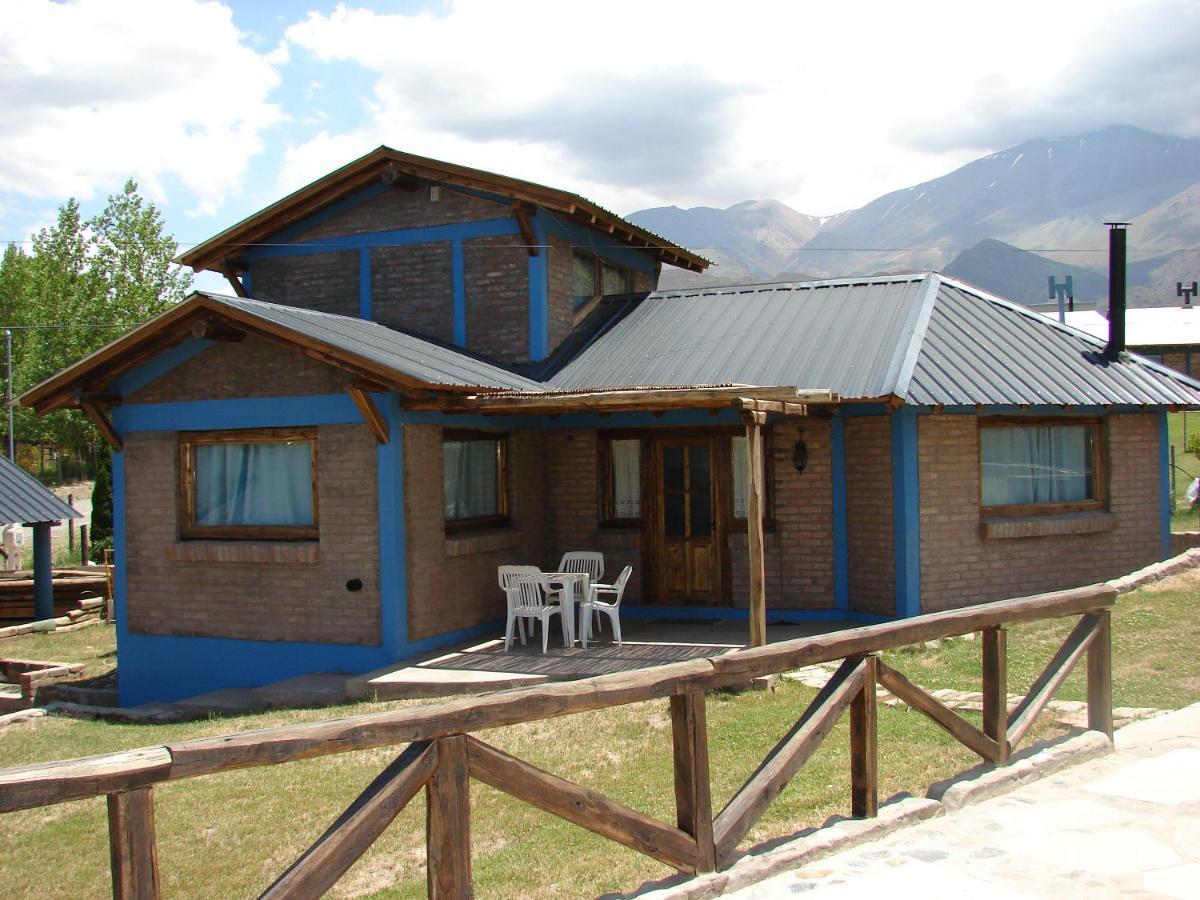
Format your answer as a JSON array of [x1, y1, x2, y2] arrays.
[[725, 702, 1200, 899]]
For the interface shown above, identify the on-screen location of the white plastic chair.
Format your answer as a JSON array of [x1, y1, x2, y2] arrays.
[[558, 551, 604, 633], [579, 566, 632, 649], [498, 565, 540, 646], [504, 572, 562, 653]]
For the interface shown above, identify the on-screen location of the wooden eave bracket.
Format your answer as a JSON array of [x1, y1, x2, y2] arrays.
[[512, 203, 539, 257], [349, 387, 389, 444], [223, 272, 249, 298], [81, 402, 122, 451]]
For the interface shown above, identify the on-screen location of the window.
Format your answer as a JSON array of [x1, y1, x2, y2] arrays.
[[572, 251, 633, 318], [980, 419, 1102, 514], [600, 437, 642, 524], [731, 433, 773, 523], [179, 428, 317, 541], [443, 430, 507, 530]]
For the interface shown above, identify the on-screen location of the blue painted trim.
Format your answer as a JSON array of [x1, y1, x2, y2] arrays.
[[112, 450, 131, 701], [268, 181, 392, 245], [914, 404, 1161, 415], [891, 408, 921, 618], [831, 415, 849, 612], [541, 213, 657, 276], [110, 338, 213, 395], [452, 240, 466, 347], [392, 408, 746, 431], [377, 394, 406, 649], [242, 218, 519, 260], [242, 270, 252, 295], [1160, 410, 1172, 560], [395, 618, 503, 657], [621, 605, 888, 625], [358, 248, 371, 319], [113, 395, 363, 432], [528, 212, 549, 361], [838, 403, 891, 417]]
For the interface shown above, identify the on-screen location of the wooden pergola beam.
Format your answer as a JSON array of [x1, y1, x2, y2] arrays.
[[406, 386, 836, 415]]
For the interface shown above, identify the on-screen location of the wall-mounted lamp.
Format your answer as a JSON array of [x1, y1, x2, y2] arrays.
[[792, 437, 808, 474]]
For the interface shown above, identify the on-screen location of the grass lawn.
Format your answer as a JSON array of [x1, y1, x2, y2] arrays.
[[0, 622, 116, 680], [1167, 411, 1200, 531], [2, 574, 1199, 898]]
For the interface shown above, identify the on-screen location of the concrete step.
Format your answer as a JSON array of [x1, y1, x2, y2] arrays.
[[347, 659, 550, 701], [251, 673, 349, 709], [173, 687, 267, 716]]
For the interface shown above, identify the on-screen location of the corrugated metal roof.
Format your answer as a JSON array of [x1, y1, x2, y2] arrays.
[[200, 293, 543, 392], [0, 454, 79, 525], [550, 275, 932, 398], [551, 274, 1200, 407]]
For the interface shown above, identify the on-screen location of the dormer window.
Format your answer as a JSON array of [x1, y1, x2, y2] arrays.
[[572, 251, 633, 320]]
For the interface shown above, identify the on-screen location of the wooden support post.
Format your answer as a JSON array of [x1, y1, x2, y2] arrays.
[[849, 655, 878, 818], [744, 409, 768, 648], [982, 627, 1010, 763], [671, 692, 715, 872], [107, 787, 161, 900], [1087, 609, 1113, 739], [426, 735, 471, 899]]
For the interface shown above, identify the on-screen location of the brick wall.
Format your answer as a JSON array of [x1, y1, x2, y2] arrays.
[[547, 236, 575, 355], [542, 429, 645, 602], [918, 413, 1163, 611], [729, 420, 835, 609], [845, 416, 895, 615], [126, 335, 351, 404], [1158, 351, 1191, 377], [250, 251, 359, 318], [403, 425, 548, 641], [464, 234, 529, 363], [370, 242, 454, 341], [124, 424, 381, 645], [295, 183, 509, 240]]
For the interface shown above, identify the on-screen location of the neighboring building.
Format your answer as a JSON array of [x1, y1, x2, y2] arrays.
[[1051, 306, 1200, 377], [22, 149, 1200, 705]]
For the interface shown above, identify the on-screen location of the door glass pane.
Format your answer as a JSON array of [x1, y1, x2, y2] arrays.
[[690, 491, 712, 537], [688, 445, 710, 493], [664, 493, 685, 536], [663, 446, 684, 490]]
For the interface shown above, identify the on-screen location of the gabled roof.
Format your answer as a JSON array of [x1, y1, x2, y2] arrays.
[[550, 273, 1200, 407], [177, 146, 710, 275], [0, 454, 79, 525], [21, 291, 542, 414]]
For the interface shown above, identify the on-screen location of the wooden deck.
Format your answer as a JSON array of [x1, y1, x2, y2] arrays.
[[346, 619, 845, 700]]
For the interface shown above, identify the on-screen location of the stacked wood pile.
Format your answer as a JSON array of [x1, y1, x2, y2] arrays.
[[0, 566, 108, 620], [0, 595, 106, 639]]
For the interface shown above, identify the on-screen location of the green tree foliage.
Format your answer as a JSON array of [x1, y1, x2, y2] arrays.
[[0, 180, 192, 463], [89, 451, 113, 562]]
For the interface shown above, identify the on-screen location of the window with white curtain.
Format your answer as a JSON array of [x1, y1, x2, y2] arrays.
[[180, 428, 317, 540], [443, 432, 506, 527], [980, 421, 1099, 510], [609, 438, 641, 519]]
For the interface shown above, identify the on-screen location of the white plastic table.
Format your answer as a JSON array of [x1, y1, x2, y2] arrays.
[[537, 572, 588, 647]]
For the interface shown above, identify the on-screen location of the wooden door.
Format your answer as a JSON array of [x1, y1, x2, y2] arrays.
[[654, 438, 724, 605]]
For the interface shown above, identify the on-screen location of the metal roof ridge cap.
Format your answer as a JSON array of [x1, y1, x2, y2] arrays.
[[881, 272, 942, 402]]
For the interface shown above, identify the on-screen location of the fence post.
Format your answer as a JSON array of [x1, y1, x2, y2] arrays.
[[107, 787, 161, 900], [80, 524, 89, 566], [670, 691, 715, 872], [426, 735, 471, 899], [849, 655, 878, 818], [982, 626, 1010, 763], [68, 494, 74, 551], [1087, 610, 1113, 739]]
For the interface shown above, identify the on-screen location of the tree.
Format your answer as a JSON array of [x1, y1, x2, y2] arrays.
[[89, 451, 113, 562]]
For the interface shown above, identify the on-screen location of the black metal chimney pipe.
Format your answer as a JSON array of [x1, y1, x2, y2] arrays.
[[1105, 223, 1128, 360]]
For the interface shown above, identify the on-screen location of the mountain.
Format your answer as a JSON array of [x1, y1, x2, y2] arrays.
[[631, 126, 1200, 306], [629, 199, 822, 283]]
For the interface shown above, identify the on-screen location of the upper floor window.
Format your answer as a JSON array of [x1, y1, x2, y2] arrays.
[[444, 430, 508, 531], [179, 428, 318, 541], [572, 251, 633, 318], [980, 419, 1102, 514]]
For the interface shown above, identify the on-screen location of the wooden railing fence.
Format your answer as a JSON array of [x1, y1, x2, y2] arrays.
[[0, 583, 1116, 899]]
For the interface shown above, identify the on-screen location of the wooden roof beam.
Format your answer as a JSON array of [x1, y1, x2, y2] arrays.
[[512, 203, 539, 257], [81, 402, 122, 451]]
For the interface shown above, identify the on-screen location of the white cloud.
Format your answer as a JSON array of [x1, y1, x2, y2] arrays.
[[0, 0, 283, 216], [280, 0, 1197, 216]]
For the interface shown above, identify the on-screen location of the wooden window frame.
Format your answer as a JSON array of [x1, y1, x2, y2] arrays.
[[178, 427, 319, 542], [978, 416, 1105, 517], [443, 428, 509, 533], [598, 433, 646, 528], [572, 251, 633, 325]]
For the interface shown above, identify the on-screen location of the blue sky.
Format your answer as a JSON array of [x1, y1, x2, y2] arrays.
[[2, 0, 1198, 293]]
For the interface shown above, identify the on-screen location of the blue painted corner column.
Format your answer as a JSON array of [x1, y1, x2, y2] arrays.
[[377, 393, 407, 652], [891, 407, 921, 618], [528, 213, 548, 362], [831, 414, 849, 612], [1159, 410, 1172, 560], [32, 522, 53, 620]]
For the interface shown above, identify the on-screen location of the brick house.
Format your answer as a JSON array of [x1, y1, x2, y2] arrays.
[[22, 148, 1200, 705]]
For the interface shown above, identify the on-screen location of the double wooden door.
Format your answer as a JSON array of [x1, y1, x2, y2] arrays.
[[652, 437, 725, 605]]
